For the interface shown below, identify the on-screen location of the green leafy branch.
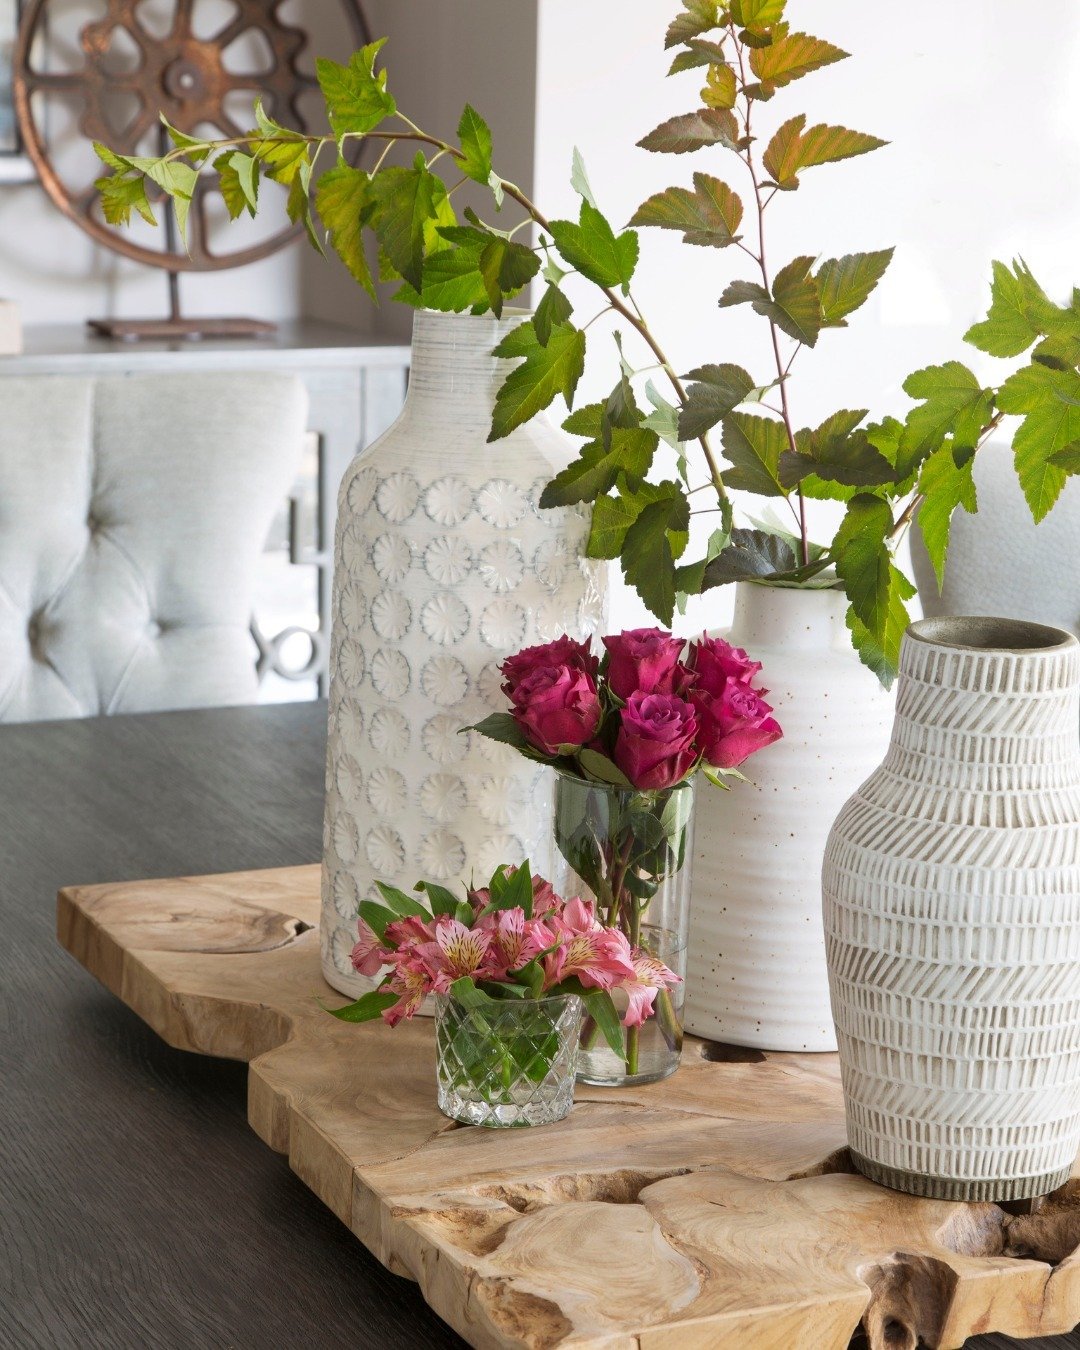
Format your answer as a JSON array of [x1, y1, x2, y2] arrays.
[[94, 13, 1080, 686]]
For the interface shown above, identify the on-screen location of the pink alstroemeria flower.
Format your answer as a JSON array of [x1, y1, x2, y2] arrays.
[[621, 950, 683, 1028], [481, 907, 553, 971], [422, 916, 497, 982], [544, 926, 636, 991], [382, 961, 432, 1026], [350, 918, 390, 978]]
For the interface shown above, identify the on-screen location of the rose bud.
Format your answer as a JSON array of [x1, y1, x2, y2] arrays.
[[602, 628, 689, 701], [500, 636, 598, 701], [614, 691, 699, 790], [688, 634, 764, 698], [510, 663, 602, 756], [692, 679, 783, 769]]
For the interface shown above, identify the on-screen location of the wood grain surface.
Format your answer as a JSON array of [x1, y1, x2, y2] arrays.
[[58, 854, 1080, 1350]]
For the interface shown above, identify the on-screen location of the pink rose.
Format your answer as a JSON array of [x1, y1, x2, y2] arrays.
[[689, 635, 763, 697], [602, 628, 689, 701], [693, 679, 783, 769], [500, 636, 598, 701], [510, 664, 602, 756], [614, 691, 699, 790]]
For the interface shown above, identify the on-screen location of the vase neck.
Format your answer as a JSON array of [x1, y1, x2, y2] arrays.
[[404, 309, 530, 423], [888, 621, 1080, 774], [726, 581, 848, 652]]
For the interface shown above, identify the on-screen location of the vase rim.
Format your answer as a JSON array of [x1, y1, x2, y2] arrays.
[[908, 615, 1078, 654], [415, 306, 534, 323], [433, 990, 582, 1010]]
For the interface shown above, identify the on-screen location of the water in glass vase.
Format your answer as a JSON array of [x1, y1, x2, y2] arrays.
[[551, 772, 695, 1087]]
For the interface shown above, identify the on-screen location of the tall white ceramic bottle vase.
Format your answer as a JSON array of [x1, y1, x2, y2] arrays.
[[320, 309, 607, 998], [824, 617, 1080, 1202], [684, 582, 895, 1051]]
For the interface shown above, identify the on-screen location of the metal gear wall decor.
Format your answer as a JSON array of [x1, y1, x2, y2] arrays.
[[13, 0, 371, 338]]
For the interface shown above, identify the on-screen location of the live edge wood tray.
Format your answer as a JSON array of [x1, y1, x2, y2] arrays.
[[58, 866, 1080, 1350]]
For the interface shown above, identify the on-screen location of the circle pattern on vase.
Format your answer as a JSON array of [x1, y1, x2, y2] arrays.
[[321, 427, 607, 996]]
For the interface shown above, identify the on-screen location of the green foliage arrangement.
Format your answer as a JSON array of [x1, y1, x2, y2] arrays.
[[96, 1, 1080, 684]]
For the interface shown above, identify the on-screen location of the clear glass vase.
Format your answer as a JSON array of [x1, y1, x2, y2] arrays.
[[434, 993, 583, 1127], [552, 773, 695, 1087]]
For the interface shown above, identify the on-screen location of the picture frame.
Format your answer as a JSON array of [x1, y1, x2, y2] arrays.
[[0, 0, 34, 184]]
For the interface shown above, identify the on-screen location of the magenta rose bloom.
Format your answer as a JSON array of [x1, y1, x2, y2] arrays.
[[602, 628, 690, 701], [614, 691, 699, 790], [693, 679, 783, 769], [510, 663, 602, 756], [689, 634, 763, 697], [500, 636, 598, 701]]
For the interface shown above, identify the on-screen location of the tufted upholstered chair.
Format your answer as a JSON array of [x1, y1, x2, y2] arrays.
[[912, 441, 1080, 638], [0, 371, 307, 723]]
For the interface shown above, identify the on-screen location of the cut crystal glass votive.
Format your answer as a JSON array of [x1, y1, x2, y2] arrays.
[[434, 992, 583, 1127]]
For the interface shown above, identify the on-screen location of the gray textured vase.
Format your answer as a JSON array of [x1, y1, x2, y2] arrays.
[[320, 309, 607, 998], [823, 616, 1080, 1201]]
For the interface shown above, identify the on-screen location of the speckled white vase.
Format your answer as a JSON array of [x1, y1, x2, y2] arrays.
[[320, 310, 607, 998], [824, 617, 1080, 1201], [684, 582, 895, 1051]]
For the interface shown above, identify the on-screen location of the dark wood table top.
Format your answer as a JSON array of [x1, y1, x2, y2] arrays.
[[0, 702, 462, 1350], [0, 701, 1074, 1350]]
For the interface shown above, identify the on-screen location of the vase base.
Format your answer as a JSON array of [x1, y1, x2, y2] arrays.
[[850, 1150, 1072, 1203], [576, 1057, 681, 1089]]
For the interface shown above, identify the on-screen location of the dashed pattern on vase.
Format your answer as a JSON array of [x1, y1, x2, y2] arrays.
[[321, 448, 607, 997]]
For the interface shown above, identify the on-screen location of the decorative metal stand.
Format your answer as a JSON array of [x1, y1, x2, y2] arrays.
[[13, 0, 370, 340]]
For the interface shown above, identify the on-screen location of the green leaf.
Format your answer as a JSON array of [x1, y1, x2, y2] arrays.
[[899, 361, 994, 476], [212, 151, 248, 220], [368, 161, 452, 292], [414, 881, 461, 917], [668, 39, 728, 74], [463, 711, 547, 759], [768, 254, 822, 346], [392, 246, 492, 312], [665, 0, 721, 48], [490, 321, 587, 441], [583, 990, 625, 1058], [570, 146, 597, 207], [997, 362, 1080, 521], [533, 282, 574, 345], [548, 201, 638, 293], [731, 0, 786, 24], [251, 133, 308, 187], [782, 410, 895, 489], [749, 31, 847, 86], [720, 411, 790, 496], [448, 976, 499, 1010], [587, 480, 689, 559], [630, 172, 743, 248], [846, 565, 915, 689], [230, 151, 259, 215], [1050, 442, 1080, 473], [374, 881, 430, 919], [315, 165, 376, 299], [541, 422, 657, 507], [457, 103, 493, 184], [916, 444, 978, 588], [679, 362, 756, 439], [316, 40, 396, 139], [833, 494, 893, 635], [358, 900, 393, 942], [762, 114, 886, 188], [577, 748, 634, 787], [719, 258, 822, 347], [641, 382, 682, 449], [702, 529, 798, 587], [484, 861, 534, 919], [815, 249, 894, 326], [637, 108, 740, 154], [963, 259, 1068, 359], [325, 989, 398, 1022], [159, 116, 211, 164], [476, 236, 541, 317], [702, 63, 738, 109], [622, 494, 691, 625], [95, 172, 157, 228]]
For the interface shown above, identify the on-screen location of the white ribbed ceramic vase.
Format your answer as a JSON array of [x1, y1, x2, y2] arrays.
[[684, 582, 895, 1050], [320, 310, 607, 998], [824, 616, 1080, 1202]]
